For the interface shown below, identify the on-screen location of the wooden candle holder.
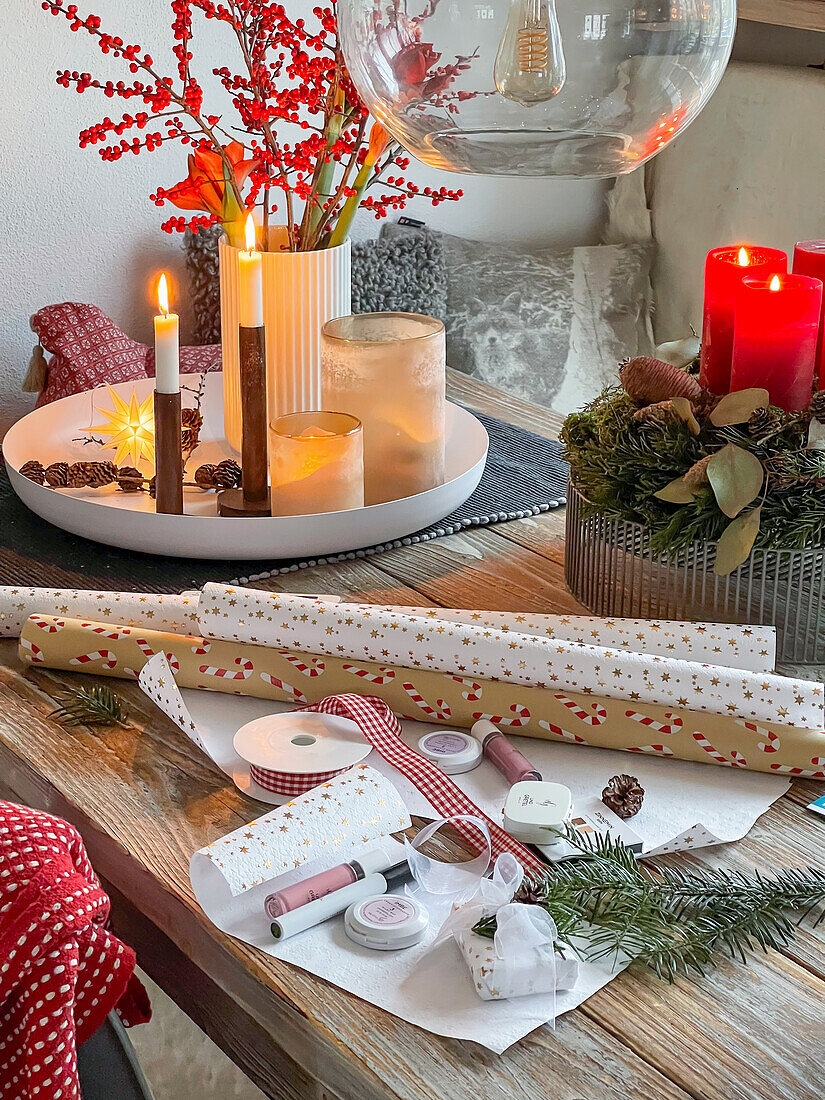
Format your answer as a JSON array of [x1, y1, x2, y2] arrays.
[[218, 324, 271, 518], [154, 391, 184, 515]]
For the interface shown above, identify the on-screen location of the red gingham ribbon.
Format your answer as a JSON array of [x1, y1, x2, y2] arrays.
[[300, 694, 546, 874], [249, 764, 349, 796]]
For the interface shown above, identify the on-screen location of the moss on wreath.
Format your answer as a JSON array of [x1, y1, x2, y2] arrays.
[[561, 379, 825, 561]]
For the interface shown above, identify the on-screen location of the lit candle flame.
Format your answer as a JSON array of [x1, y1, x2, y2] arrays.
[[769, 274, 781, 291], [157, 272, 170, 316], [245, 212, 256, 252], [737, 247, 749, 267]]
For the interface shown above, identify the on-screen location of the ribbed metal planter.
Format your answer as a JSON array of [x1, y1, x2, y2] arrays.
[[565, 483, 825, 667]]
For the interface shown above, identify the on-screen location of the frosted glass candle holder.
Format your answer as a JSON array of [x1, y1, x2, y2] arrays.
[[269, 411, 364, 517], [321, 313, 446, 505]]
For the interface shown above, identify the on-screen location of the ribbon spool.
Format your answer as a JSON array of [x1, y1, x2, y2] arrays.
[[233, 711, 372, 804]]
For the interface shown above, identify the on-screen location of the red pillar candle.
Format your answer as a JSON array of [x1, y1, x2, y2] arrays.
[[700, 246, 787, 394], [730, 273, 823, 412], [792, 241, 825, 389]]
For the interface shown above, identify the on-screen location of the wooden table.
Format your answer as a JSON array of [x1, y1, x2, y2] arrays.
[[1, 372, 823, 1100]]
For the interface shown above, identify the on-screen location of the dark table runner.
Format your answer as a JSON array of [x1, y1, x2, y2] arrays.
[[0, 410, 568, 591]]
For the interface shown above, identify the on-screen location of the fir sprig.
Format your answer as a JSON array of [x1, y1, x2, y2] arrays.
[[473, 827, 825, 981], [49, 684, 131, 729]]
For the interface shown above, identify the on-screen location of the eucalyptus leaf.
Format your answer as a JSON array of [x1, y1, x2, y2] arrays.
[[654, 476, 695, 504], [670, 397, 700, 435], [707, 443, 764, 518], [714, 506, 762, 575], [709, 388, 770, 427]]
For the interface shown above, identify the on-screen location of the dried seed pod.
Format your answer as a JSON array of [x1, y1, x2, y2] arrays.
[[44, 461, 70, 487], [620, 356, 703, 405], [117, 466, 145, 492], [602, 774, 645, 819], [213, 459, 242, 488], [19, 460, 46, 484], [194, 463, 217, 490]]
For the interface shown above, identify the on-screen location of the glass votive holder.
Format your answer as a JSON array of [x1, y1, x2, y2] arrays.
[[321, 313, 446, 505], [269, 411, 364, 516]]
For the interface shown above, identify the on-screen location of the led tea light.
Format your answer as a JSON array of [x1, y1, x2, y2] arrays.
[[269, 411, 364, 516]]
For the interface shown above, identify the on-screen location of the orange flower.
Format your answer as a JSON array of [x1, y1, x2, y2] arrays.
[[165, 141, 258, 218]]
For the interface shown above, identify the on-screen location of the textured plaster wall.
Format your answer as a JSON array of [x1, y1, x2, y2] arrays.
[[0, 0, 607, 437]]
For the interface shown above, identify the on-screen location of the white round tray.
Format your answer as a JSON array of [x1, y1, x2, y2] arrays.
[[3, 373, 488, 560]]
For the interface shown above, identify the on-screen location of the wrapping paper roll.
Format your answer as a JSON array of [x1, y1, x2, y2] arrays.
[[0, 587, 199, 638], [20, 616, 825, 777], [190, 764, 409, 897], [377, 607, 777, 674], [197, 586, 823, 729]]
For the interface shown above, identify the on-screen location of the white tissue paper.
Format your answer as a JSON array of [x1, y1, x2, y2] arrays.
[[134, 660, 790, 1050]]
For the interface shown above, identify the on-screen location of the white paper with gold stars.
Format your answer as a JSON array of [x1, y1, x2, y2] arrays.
[[190, 763, 410, 898], [0, 587, 199, 638], [376, 606, 777, 674], [197, 585, 823, 728]]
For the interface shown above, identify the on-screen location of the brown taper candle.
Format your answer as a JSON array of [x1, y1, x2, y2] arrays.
[[153, 391, 184, 514], [238, 324, 269, 509]]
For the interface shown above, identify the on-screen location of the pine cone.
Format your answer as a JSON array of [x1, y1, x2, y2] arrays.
[[808, 390, 825, 424], [117, 466, 145, 492], [65, 463, 91, 488], [147, 476, 157, 500], [684, 454, 713, 491], [194, 463, 218, 490], [632, 399, 679, 425], [602, 774, 645, 819], [44, 462, 70, 487], [213, 459, 242, 488], [748, 407, 780, 440], [19, 460, 45, 484], [620, 356, 703, 405], [515, 877, 548, 907], [180, 407, 203, 453]]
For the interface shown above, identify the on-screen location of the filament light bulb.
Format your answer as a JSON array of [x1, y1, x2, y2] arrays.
[[494, 0, 566, 107]]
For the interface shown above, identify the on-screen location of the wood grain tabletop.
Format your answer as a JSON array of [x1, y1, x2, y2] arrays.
[[0, 370, 822, 1100]]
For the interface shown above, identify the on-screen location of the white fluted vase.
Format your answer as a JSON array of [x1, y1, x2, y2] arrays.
[[219, 228, 351, 452]]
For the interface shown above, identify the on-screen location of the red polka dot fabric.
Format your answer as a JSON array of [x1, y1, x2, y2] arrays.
[[0, 801, 150, 1099], [30, 302, 221, 406]]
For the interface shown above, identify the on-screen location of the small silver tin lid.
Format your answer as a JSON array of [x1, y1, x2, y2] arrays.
[[417, 730, 483, 774], [344, 894, 429, 950]]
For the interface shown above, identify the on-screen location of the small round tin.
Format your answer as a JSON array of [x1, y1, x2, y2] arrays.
[[344, 894, 429, 950], [417, 730, 482, 774]]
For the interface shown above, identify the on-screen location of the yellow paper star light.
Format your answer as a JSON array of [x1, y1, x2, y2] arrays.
[[87, 386, 155, 468]]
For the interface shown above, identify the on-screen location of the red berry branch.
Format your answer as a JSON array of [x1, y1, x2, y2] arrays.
[[39, 0, 466, 251]]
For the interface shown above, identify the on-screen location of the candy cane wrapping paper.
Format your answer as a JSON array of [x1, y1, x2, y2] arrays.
[[197, 586, 823, 729], [376, 606, 777, 674], [20, 617, 825, 777], [0, 587, 199, 638]]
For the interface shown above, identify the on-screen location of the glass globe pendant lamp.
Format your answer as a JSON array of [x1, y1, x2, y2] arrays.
[[338, 0, 736, 177]]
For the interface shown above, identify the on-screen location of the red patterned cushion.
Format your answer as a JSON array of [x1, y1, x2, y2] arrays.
[[31, 302, 222, 405]]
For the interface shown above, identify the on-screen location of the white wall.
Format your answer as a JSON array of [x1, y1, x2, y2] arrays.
[[0, 0, 607, 435]]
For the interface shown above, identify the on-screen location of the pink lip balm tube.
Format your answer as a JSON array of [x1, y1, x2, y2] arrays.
[[472, 719, 542, 785], [264, 844, 401, 920]]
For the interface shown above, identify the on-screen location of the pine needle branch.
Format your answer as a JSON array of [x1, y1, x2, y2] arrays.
[[49, 684, 131, 729], [472, 827, 825, 981]]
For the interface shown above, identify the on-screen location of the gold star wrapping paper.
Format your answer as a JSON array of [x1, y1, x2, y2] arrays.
[[196, 586, 823, 730], [0, 588, 199, 638], [377, 607, 777, 674], [19, 616, 825, 777], [190, 764, 410, 896]]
